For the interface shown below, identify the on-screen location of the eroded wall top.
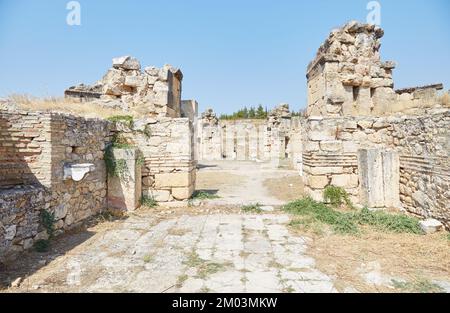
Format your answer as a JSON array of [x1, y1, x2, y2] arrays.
[[306, 21, 446, 117], [65, 56, 183, 118]]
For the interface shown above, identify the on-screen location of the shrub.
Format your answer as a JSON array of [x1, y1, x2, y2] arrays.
[[104, 147, 129, 181], [107, 115, 134, 128], [141, 196, 158, 208], [323, 185, 353, 208], [34, 239, 50, 253], [111, 133, 133, 149], [41, 210, 55, 239]]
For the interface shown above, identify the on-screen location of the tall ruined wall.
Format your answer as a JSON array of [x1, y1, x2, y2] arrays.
[[306, 21, 445, 117], [65, 56, 183, 118], [302, 110, 450, 225], [133, 117, 196, 202], [0, 110, 113, 261]]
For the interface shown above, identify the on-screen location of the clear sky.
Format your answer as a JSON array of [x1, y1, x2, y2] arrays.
[[0, 0, 448, 114]]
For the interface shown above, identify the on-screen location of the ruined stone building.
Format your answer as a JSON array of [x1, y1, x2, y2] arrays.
[[302, 21, 449, 226], [197, 104, 303, 169], [0, 21, 449, 262], [0, 56, 197, 261]]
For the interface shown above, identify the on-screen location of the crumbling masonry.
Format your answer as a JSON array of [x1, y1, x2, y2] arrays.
[[302, 21, 449, 226], [0, 21, 449, 262]]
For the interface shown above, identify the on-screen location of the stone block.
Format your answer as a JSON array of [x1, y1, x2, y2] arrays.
[[358, 148, 399, 208], [172, 185, 194, 200], [331, 174, 359, 188], [149, 190, 171, 202], [419, 219, 444, 234], [309, 131, 336, 141], [320, 140, 342, 152], [155, 172, 191, 188], [107, 148, 142, 212], [310, 167, 343, 175], [343, 141, 358, 153], [308, 175, 329, 189]]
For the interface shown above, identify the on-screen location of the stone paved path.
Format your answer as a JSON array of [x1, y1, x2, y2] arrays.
[[7, 211, 336, 293]]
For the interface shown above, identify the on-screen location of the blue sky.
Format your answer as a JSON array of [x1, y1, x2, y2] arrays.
[[0, 0, 448, 114]]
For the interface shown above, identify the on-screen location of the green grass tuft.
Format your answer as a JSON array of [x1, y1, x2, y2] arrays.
[[392, 278, 445, 293], [141, 196, 158, 208], [191, 190, 220, 200], [241, 203, 263, 213], [323, 185, 353, 208], [283, 197, 422, 235], [107, 115, 134, 128]]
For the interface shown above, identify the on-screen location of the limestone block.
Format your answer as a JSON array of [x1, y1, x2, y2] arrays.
[[343, 141, 358, 153], [419, 219, 444, 234], [172, 186, 194, 200], [308, 175, 329, 189], [310, 167, 343, 175], [112, 56, 141, 70], [331, 174, 358, 188], [305, 141, 320, 152], [381, 150, 400, 208], [309, 131, 336, 141], [124, 75, 144, 88], [155, 172, 191, 188], [107, 148, 142, 212], [358, 148, 399, 208], [358, 148, 384, 207], [148, 190, 171, 202], [320, 140, 342, 152]]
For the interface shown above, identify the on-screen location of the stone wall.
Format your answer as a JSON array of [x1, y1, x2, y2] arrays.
[[306, 21, 445, 117], [0, 110, 113, 261], [0, 111, 52, 188], [392, 111, 450, 225], [302, 110, 449, 224], [133, 117, 196, 202]]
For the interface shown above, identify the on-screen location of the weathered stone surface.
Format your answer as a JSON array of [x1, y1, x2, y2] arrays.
[[419, 219, 444, 234], [155, 172, 192, 188], [331, 174, 358, 188], [112, 56, 141, 70], [308, 175, 329, 189]]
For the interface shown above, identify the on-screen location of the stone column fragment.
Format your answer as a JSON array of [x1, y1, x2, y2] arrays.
[[107, 148, 142, 212]]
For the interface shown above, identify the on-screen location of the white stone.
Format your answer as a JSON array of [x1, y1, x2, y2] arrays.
[[5, 225, 17, 240], [419, 219, 444, 234]]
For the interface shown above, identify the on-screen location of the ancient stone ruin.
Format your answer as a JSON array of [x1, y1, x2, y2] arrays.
[[197, 104, 303, 169], [1, 21, 449, 263], [302, 21, 449, 222], [65, 56, 183, 117]]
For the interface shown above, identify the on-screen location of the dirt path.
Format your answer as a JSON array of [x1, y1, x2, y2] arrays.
[[196, 161, 303, 206]]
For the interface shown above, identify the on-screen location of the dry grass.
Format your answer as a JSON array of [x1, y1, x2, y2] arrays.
[[2, 94, 126, 119], [441, 92, 450, 108], [293, 225, 450, 292], [263, 175, 304, 202]]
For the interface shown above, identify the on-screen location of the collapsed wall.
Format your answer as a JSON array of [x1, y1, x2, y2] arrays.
[[197, 104, 303, 169], [1, 57, 197, 261], [303, 21, 449, 226], [306, 21, 445, 117], [65, 56, 183, 118]]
